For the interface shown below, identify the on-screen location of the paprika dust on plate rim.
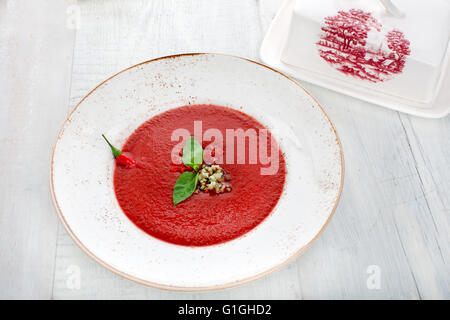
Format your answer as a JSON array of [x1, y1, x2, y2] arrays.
[[113, 104, 286, 246]]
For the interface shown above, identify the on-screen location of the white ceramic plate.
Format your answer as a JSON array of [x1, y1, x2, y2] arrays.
[[51, 53, 344, 291], [260, 0, 450, 118]]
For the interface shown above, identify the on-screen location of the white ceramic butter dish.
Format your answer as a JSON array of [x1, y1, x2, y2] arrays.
[[260, 0, 450, 118]]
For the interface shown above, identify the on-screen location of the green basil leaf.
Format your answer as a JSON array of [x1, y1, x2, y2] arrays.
[[173, 171, 198, 205], [182, 137, 203, 171]]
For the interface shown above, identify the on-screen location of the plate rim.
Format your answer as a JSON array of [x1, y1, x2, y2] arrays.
[[49, 52, 345, 291]]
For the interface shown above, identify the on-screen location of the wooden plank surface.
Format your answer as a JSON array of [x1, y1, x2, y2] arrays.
[[0, 0, 448, 299], [0, 0, 75, 299]]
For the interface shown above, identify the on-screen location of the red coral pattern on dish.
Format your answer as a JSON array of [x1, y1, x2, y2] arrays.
[[316, 9, 410, 83]]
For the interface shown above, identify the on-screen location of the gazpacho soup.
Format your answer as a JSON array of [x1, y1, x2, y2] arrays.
[[108, 104, 286, 246]]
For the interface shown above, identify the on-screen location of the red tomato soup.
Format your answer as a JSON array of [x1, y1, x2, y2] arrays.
[[114, 105, 286, 246]]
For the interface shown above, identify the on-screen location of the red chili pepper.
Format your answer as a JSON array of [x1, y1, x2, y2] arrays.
[[102, 134, 136, 167], [116, 153, 136, 167]]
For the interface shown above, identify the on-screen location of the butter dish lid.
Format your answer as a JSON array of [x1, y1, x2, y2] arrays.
[[292, 0, 450, 66], [260, 0, 450, 118]]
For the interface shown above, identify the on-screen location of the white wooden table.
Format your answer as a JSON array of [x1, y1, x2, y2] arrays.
[[1, 0, 448, 299]]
